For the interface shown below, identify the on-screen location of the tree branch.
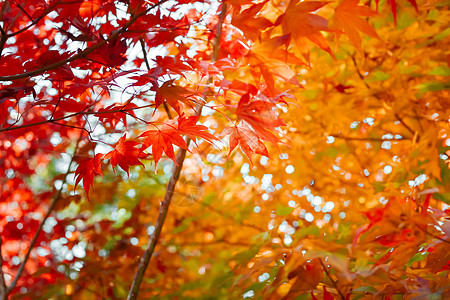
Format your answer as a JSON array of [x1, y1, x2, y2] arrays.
[[5, 130, 84, 294], [0, 104, 154, 133], [139, 36, 173, 119], [5, 1, 61, 38], [350, 54, 370, 90], [0, 236, 7, 300], [0, 0, 170, 82], [0, 25, 7, 61], [126, 3, 228, 299], [394, 113, 416, 137]]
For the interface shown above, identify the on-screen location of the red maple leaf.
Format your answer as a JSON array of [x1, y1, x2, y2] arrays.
[[140, 122, 189, 172], [151, 79, 195, 115], [95, 102, 138, 128], [87, 38, 128, 67], [74, 153, 104, 200], [104, 134, 145, 175], [177, 115, 219, 146]]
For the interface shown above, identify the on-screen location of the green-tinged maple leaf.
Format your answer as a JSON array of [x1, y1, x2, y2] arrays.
[[224, 124, 268, 164], [104, 134, 145, 175], [140, 123, 189, 171], [74, 153, 104, 200], [334, 0, 380, 56]]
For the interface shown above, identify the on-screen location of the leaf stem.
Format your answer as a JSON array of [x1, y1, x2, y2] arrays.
[[126, 3, 228, 299]]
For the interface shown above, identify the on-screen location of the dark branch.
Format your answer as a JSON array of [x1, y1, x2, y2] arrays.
[[0, 235, 7, 300], [6, 130, 84, 294], [0, 104, 154, 133], [0, 0, 170, 82], [126, 3, 229, 299]]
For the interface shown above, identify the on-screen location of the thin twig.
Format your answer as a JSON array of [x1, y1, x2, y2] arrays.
[[126, 3, 228, 299], [0, 104, 154, 133], [5, 1, 61, 38], [139, 36, 173, 119], [319, 259, 346, 300], [416, 226, 450, 244], [350, 54, 370, 90], [394, 113, 416, 137], [6, 131, 84, 294], [126, 145, 188, 300]]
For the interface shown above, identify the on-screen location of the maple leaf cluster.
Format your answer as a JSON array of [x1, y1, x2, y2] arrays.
[[0, 0, 448, 299]]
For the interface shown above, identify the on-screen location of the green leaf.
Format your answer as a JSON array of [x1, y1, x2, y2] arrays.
[[397, 11, 415, 30], [294, 226, 320, 239], [353, 286, 377, 293], [373, 182, 386, 193], [172, 217, 194, 234], [429, 66, 450, 76], [433, 193, 450, 205], [407, 252, 428, 266], [294, 294, 311, 300], [416, 81, 450, 92], [366, 71, 390, 83], [276, 204, 294, 216], [202, 192, 217, 206]]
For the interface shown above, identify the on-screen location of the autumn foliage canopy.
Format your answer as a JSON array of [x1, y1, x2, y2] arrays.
[[0, 0, 449, 299]]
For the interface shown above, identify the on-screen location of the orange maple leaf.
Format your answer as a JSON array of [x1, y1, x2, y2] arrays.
[[334, 0, 380, 57], [280, 1, 335, 61], [224, 124, 268, 164], [236, 93, 286, 144], [231, 0, 272, 41]]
